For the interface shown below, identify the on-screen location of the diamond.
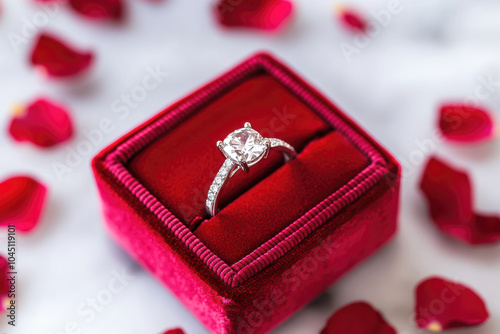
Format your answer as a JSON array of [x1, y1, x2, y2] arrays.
[[222, 128, 266, 164], [208, 192, 215, 201]]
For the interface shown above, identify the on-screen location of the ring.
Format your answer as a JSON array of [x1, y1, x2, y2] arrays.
[[206, 122, 297, 217]]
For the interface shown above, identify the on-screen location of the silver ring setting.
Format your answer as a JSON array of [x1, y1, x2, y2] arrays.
[[205, 122, 297, 217]]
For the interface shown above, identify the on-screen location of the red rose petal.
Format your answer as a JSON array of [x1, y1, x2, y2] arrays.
[[215, 0, 293, 31], [162, 329, 185, 334], [30, 33, 94, 78], [69, 0, 124, 21], [336, 6, 367, 33], [420, 156, 500, 244], [321, 301, 396, 334], [0, 256, 9, 312], [415, 276, 489, 331], [8, 98, 74, 148], [0, 176, 48, 233], [439, 104, 495, 143]]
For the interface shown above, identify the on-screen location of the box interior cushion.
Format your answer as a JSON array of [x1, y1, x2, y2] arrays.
[[127, 73, 369, 264], [195, 131, 369, 263]]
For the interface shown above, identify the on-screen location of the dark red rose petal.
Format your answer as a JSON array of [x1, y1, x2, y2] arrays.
[[439, 104, 495, 143], [420, 156, 500, 244], [321, 301, 396, 334], [30, 33, 94, 78], [336, 6, 367, 33], [215, 0, 293, 31], [0, 256, 9, 312], [0, 176, 48, 233], [69, 0, 124, 21], [162, 329, 185, 334], [8, 98, 74, 148], [415, 276, 489, 331]]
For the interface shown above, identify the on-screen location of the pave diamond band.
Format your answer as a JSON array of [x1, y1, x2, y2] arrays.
[[206, 122, 297, 217]]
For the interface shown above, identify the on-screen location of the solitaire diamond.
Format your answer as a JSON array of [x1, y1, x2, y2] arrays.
[[207, 122, 297, 217], [222, 128, 266, 163]]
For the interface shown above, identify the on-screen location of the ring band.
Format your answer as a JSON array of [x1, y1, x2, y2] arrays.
[[205, 122, 296, 217]]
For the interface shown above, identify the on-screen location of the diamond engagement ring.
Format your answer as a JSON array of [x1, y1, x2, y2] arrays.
[[206, 122, 297, 217]]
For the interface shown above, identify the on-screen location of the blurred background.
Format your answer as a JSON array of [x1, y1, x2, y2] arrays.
[[1, 0, 500, 333]]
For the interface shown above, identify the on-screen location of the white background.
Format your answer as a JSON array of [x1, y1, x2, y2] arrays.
[[1, 0, 500, 333]]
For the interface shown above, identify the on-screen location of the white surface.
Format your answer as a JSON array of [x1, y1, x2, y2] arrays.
[[1, 0, 500, 333]]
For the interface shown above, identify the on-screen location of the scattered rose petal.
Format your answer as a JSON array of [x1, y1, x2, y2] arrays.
[[8, 98, 74, 148], [68, 0, 124, 21], [0, 256, 9, 313], [335, 5, 367, 33], [420, 156, 500, 244], [439, 104, 495, 143], [321, 301, 396, 334], [215, 0, 293, 31], [30, 33, 94, 78], [0, 176, 48, 233], [415, 276, 489, 331], [162, 329, 185, 334]]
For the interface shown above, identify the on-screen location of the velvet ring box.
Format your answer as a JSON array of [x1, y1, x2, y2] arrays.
[[92, 53, 400, 334]]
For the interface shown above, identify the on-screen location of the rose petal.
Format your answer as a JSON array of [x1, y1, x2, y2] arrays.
[[215, 0, 293, 31], [439, 104, 495, 143], [0, 176, 48, 233], [8, 98, 74, 148], [68, 0, 125, 21], [30, 33, 94, 78], [321, 301, 396, 334], [0, 256, 9, 313], [415, 276, 489, 331], [336, 6, 367, 33], [420, 156, 500, 244], [162, 329, 185, 334]]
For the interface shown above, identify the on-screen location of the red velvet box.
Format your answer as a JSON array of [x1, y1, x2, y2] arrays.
[[92, 53, 400, 334]]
